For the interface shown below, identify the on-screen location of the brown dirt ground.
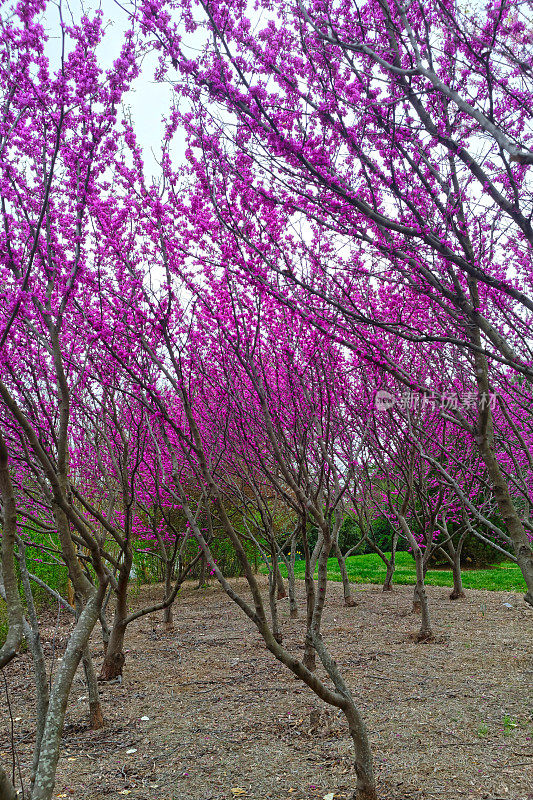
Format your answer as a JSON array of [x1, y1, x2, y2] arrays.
[[1, 578, 532, 800]]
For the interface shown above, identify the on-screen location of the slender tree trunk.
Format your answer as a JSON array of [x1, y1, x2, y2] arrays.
[[287, 535, 298, 618], [268, 571, 282, 644], [163, 559, 174, 625], [0, 430, 24, 667], [302, 518, 317, 671], [304, 530, 331, 668], [196, 552, 207, 588], [28, 619, 50, 782], [382, 531, 397, 591], [413, 549, 433, 641], [31, 590, 104, 800], [99, 618, 126, 681], [16, 541, 50, 784], [74, 594, 105, 727], [100, 585, 113, 653], [335, 543, 356, 606], [411, 554, 428, 612]]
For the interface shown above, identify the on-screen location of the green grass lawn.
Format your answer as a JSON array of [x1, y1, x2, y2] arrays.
[[277, 551, 526, 592]]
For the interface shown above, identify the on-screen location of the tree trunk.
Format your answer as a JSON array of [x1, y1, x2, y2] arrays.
[[273, 554, 287, 600], [0, 430, 24, 668], [16, 541, 50, 785], [382, 531, 397, 591], [31, 590, 103, 800], [163, 560, 174, 625], [287, 536, 298, 618], [82, 646, 104, 728], [99, 566, 129, 681], [413, 550, 433, 641], [0, 766, 17, 800], [301, 516, 316, 671], [335, 543, 356, 606], [196, 553, 207, 589], [304, 531, 331, 668], [268, 571, 282, 644], [448, 541, 465, 600], [98, 619, 126, 681], [470, 306, 533, 606], [309, 632, 377, 800], [382, 561, 394, 591], [343, 701, 378, 800]]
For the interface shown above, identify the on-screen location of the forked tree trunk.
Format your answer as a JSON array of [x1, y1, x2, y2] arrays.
[[179, 481, 378, 800], [448, 539, 465, 600]]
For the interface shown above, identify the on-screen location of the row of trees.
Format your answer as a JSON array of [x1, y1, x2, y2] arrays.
[[1, 1, 532, 799]]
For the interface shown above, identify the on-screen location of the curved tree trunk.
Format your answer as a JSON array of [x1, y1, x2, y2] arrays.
[[344, 701, 379, 800], [310, 632, 377, 800]]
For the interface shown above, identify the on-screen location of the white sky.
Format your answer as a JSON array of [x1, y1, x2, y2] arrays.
[[42, 0, 188, 179]]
